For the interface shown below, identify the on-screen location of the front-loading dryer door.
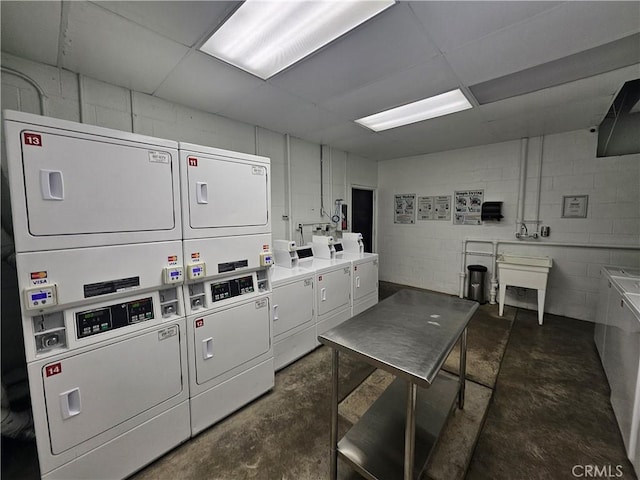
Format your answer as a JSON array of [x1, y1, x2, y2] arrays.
[[193, 298, 271, 385], [273, 278, 314, 337], [186, 155, 269, 230], [353, 259, 378, 302], [42, 324, 184, 454], [21, 132, 176, 236], [316, 267, 351, 317]]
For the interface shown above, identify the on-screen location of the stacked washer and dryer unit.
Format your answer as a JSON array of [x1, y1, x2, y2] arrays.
[[4, 111, 275, 478], [4, 111, 190, 479], [178, 143, 274, 435]]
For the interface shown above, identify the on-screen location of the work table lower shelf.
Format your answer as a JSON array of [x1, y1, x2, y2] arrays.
[[338, 371, 460, 480]]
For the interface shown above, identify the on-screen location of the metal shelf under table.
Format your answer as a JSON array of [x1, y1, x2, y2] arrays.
[[319, 289, 478, 480]]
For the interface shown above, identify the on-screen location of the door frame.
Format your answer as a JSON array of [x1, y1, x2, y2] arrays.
[[349, 185, 377, 253]]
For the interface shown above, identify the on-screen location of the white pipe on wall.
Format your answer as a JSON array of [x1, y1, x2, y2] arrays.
[[129, 90, 135, 133], [1, 67, 48, 115], [516, 137, 528, 237], [533, 135, 544, 228], [459, 239, 468, 298], [77, 73, 86, 123], [285, 134, 293, 240]]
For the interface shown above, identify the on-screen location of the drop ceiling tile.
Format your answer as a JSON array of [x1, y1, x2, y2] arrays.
[[470, 34, 640, 104], [270, 2, 439, 104], [329, 132, 403, 161], [321, 55, 460, 119], [1, 1, 61, 65], [154, 52, 263, 114], [446, 1, 640, 85], [408, 1, 562, 53], [485, 96, 615, 141], [63, 2, 189, 93], [478, 65, 640, 123], [379, 108, 498, 157], [218, 84, 341, 136], [302, 122, 371, 146], [94, 1, 239, 47]]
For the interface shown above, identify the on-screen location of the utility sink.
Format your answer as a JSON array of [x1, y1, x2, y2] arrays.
[[496, 254, 552, 269], [497, 254, 553, 325]]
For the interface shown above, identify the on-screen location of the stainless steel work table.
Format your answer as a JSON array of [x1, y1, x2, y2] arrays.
[[318, 289, 478, 480]]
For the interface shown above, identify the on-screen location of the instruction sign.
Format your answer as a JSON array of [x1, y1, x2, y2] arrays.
[[418, 196, 451, 221], [394, 194, 416, 224], [454, 190, 484, 225]]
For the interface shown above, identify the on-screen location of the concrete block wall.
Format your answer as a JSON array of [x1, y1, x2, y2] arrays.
[[1, 51, 378, 250], [378, 131, 640, 322]]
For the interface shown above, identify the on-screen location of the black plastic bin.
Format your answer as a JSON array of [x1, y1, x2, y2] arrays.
[[467, 265, 487, 304]]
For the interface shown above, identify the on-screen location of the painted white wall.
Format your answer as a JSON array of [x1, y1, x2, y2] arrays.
[[0, 51, 377, 248], [378, 131, 640, 322]]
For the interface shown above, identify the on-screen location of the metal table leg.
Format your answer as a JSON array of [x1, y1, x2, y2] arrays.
[[404, 382, 417, 480], [458, 327, 467, 409], [330, 349, 339, 480]]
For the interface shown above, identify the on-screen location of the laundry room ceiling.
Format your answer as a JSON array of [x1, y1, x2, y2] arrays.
[[1, 1, 639, 160]]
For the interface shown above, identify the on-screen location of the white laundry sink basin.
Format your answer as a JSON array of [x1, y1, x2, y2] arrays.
[[497, 254, 553, 325], [496, 254, 552, 269]]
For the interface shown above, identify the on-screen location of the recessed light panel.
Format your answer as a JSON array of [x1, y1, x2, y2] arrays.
[[200, 0, 395, 80], [355, 89, 473, 131]]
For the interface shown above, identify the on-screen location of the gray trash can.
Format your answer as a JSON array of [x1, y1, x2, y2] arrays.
[[467, 265, 487, 304]]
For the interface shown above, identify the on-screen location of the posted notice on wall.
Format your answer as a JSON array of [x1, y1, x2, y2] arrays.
[[417, 196, 451, 221], [394, 194, 416, 224], [454, 190, 484, 225]]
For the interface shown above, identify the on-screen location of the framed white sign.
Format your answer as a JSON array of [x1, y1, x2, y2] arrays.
[[562, 195, 588, 218]]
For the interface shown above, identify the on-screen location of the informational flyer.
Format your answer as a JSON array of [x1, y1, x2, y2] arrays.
[[418, 195, 451, 221], [394, 194, 416, 224], [454, 190, 484, 225]]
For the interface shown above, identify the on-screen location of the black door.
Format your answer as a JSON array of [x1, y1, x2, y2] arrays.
[[351, 188, 374, 252]]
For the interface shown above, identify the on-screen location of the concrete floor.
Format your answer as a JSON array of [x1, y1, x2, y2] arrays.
[[2, 283, 636, 479]]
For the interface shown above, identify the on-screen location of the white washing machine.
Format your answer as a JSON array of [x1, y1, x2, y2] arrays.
[[625, 293, 640, 476], [3, 111, 189, 479], [604, 277, 640, 469], [304, 241, 352, 339], [178, 142, 274, 435], [595, 267, 640, 359], [336, 233, 379, 317], [271, 240, 316, 371]]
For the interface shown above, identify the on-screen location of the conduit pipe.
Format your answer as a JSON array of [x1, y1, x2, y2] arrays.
[[533, 135, 544, 230], [459, 238, 640, 303], [1, 67, 48, 115], [516, 138, 528, 238], [130, 90, 136, 133], [77, 73, 86, 123], [285, 134, 293, 240]]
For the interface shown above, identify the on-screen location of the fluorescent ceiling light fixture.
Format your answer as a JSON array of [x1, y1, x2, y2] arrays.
[[355, 89, 473, 131], [199, 0, 395, 80]]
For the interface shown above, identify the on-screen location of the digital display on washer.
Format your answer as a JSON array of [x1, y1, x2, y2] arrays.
[[297, 247, 313, 259], [211, 275, 254, 302], [334, 243, 344, 252], [76, 297, 154, 339], [30, 292, 48, 301]]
